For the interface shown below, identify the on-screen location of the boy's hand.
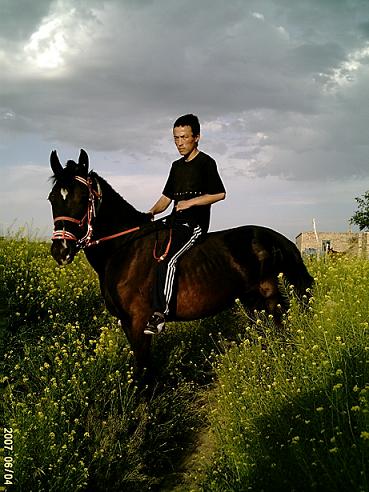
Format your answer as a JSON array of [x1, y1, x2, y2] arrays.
[[176, 200, 192, 211]]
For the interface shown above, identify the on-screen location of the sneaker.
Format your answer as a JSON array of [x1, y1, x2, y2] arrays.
[[144, 312, 166, 335]]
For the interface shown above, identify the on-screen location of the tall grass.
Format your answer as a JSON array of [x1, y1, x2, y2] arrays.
[[0, 237, 204, 491], [2, 236, 369, 491], [202, 256, 369, 491]]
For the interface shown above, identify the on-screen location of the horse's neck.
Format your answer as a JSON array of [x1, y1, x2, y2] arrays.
[[94, 175, 148, 234], [84, 175, 150, 275]]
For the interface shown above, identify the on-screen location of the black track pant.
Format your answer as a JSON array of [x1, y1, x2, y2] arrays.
[[152, 217, 202, 316]]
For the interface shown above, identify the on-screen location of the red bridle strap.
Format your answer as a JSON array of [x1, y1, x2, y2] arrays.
[[74, 176, 89, 187], [52, 230, 78, 241], [85, 226, 141, 247], [53, 215, 86, 225], [51, 174, 146, 248], [51, 175, 94, 242], [52, 213, 87, 240]]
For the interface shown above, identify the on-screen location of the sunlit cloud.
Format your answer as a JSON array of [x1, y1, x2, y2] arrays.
[[23, 3, 97, 71], [252, 12, 265, 21], [0, 109, 15, 120], [322, 41, 369, 92], [25, 15, 68, 69]]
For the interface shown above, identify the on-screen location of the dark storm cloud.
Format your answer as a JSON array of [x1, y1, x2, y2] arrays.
[[0, 0, 52, 41], [0, 0, 369, 181]]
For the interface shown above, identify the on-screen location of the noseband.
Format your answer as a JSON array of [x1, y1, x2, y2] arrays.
[[52, 175, 102, 249]]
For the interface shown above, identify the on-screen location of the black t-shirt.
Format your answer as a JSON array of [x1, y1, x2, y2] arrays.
[[162, 151, 226, 232]]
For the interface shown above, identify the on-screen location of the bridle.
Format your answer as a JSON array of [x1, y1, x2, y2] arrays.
[[52, 174, 172, 260], [52, 175, 141, 250], [52, 175, 103, 249]]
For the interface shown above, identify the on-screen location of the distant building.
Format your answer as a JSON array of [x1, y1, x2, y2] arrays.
[[295, 231, 369, 258]]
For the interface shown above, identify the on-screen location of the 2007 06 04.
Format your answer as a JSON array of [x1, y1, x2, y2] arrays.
[[3, 427, 14, 486]]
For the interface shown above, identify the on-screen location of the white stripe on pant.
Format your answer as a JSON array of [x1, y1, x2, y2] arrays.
[[163, 224, 202, 315]]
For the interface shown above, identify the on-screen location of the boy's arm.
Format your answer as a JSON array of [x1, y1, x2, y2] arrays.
[[176, 192, 226, 211], [148, 195, 172, 217]]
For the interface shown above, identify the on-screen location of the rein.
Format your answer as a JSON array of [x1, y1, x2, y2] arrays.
[[52, 174, 172, 260], [85, 226, 141, 248]]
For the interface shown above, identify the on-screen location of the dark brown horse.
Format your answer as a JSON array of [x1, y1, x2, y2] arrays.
[[48, 149, 313, 370]]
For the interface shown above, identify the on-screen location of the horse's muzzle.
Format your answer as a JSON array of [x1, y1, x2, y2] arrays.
[[51, 240, 76, 265]]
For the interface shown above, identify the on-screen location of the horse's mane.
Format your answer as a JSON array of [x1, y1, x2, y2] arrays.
[[90, 171, 146, 221]]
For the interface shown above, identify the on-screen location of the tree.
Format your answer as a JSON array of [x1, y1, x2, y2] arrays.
[[351, 191, 369, 231]]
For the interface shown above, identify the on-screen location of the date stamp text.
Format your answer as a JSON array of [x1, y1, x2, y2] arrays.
[[2, 427, 14, 489]]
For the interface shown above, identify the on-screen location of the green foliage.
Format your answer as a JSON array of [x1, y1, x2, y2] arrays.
[[202, 256, 369, 491], [0, 236, 205, 491], [351, 190, 369, 230], [0, 235, 106, 341], [2, 235, 369, 491]]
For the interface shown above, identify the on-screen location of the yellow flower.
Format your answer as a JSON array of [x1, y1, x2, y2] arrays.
[[333, 384, 343, 391]]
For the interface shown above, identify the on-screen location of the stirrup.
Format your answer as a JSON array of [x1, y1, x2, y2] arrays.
[[144, 312, 165, 335]]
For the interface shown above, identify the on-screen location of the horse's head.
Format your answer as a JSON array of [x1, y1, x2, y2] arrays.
[[48, 149, 92, 265]]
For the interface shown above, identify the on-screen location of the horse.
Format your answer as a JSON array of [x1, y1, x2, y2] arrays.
[[48, 149, 314, 372]]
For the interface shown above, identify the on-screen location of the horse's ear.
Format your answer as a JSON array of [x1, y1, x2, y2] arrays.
[[78, 149, 89, 172], [50, 150, 63, 177]]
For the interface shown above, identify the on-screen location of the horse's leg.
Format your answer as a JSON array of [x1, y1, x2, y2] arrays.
[[119, 317, 149, 374], [124, 312, 156, 385]]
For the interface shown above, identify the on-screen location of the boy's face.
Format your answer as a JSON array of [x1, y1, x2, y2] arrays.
[[173, 125, 200, 158]]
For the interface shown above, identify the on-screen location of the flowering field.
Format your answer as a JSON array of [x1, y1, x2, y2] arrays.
[[1, 236, 369, 491], [0, 236, 204, 491], [202, 255, 369, 491]]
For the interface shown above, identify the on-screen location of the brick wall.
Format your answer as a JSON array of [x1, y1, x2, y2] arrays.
[[295, 231, 369, 258]]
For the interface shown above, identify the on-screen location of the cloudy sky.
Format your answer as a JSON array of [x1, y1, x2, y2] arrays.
[[1, 0, 369, 241]]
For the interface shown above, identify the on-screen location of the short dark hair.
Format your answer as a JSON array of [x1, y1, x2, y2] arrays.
[[173, 114, 200, 136]]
